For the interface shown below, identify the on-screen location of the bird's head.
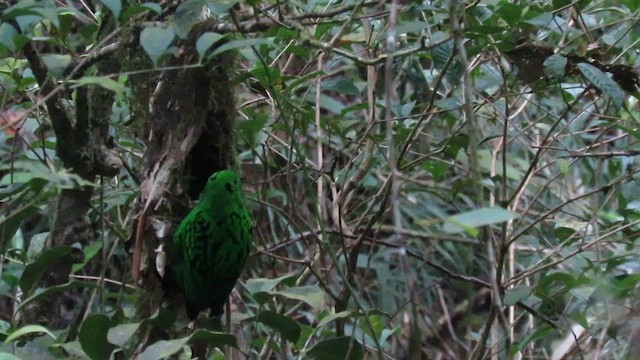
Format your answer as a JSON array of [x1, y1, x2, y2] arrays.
[[199, 169, 245, 205]]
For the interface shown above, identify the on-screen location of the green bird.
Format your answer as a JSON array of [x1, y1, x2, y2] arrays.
[[164, 170, 253, 319]]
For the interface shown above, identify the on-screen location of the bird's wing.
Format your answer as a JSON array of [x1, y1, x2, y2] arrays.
[[177, 207, 222, 316]]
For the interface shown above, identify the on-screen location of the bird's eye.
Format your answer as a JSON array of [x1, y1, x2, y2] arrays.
[[225, 182, 233, 193]]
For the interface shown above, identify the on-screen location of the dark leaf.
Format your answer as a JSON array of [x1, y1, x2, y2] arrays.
[[577, 62, 624, 108], [307, 337, 364, 360], [257, 310, 302, 343], [20, 245, 81, 295], [80, 314, 115, 360]]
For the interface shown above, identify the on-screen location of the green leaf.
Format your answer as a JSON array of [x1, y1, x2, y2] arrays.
[[537, 271, 587, 292], [316, 310, 353, 328], [71, 76, 125, 95], [554, 226, 577, 241], [514, 324, 555, 353], [121, 2, 162, 21], [36, 9, 59, 31], [53, 341, 87, 359], [284, 70, 325, 94], [107, 323, 139, 347], [246, 274, 297, 294], [422, 160, 449, 181], [272, 285, 325, 309], [556, 158, 570, 175], [306, 337, 364, 360], [321, 79, 360, 96], [444, 134, 469, 158], [504, 286, 531, 306], [72, 241, 102, 273], [138, 329, 237, 360], [0, 203, 39, 255], [246, 274, 297, 305], [0, 161, 49, 185], [206, 0, 239, 16], [553, 0, 571, 9], [237, 110, 267, 146], [139, 339, 187, 360], [3, 325, 56, 344], [522, 13, 553, 26], [41, 54, 72, 78], [247, 277, 324, 308], [0, 23, 18, 52], [433, 40, 454, 70], [543, 54, 567, 80], [496, 2, 523, 26], [442, 207, 519, 234], [174, 0, 207, 39], [4, 331, 57, 358], [20, 245, 79, 295], [3, 5, 42, 32], [107, 309, 176, 347], [577, 62, 624, 108], [0, 181, 26, 201], [396, 20, 427, 34], [98, 0, 121, 19], [142, 307, 177, 329], [196, 32, 225, 60], [208, 38, 273, 58], [139, 27, 175, 65], [466, 26, 506, 34], [0, 353, 22, 360], [257, 311, 301, 343], [80, 314, 115, 360], [396, 101, 416, 118], [616, 124, 640, 142]]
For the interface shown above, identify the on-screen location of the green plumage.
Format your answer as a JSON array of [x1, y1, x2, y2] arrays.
[[164, 170, 253, 319]]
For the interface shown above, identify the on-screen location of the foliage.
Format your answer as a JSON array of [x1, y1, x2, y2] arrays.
[[1, 0, 640, 359]]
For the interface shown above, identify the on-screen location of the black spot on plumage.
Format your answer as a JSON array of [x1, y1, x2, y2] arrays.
[[225, 182, 233, 194]]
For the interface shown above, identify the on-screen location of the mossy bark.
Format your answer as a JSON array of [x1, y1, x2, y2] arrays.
[[19, 19, 122, 328]]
